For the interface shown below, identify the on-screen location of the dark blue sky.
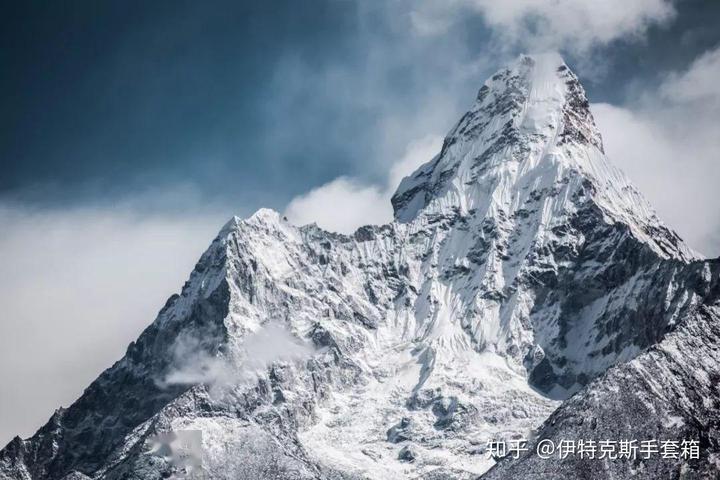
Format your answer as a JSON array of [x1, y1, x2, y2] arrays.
[[2, 0, 719, 215]]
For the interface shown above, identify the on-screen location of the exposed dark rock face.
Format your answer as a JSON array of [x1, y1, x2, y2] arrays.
[[484, 269, 720, 479]]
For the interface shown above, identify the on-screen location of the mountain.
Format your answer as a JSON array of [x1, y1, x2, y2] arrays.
[[1, 53, 718, 480]]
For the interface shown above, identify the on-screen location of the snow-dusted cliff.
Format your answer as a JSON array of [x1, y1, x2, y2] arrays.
[[1, 54, 718, 480]]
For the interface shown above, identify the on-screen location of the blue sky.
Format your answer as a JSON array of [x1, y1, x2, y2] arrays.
[[2, 0, 720, 446], [2, 0, 718, 213]]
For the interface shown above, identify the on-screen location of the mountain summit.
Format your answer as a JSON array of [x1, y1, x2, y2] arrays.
[[393, 52, 602, 220], [393, 53, 693, 260], [2, 54, 719, 480]]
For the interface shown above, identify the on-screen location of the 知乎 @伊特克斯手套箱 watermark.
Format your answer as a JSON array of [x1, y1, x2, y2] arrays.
[[486, 438, 700, 461]]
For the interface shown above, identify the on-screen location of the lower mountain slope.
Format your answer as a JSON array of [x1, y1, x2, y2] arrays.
[[484, 261, 720, 479]]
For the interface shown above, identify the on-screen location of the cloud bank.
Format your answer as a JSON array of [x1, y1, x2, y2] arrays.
[[284, 135, 442, 233], [0, 204, 224, 445], [161, 322, 315, 394], [593, 45, 720, 256], [411, 0, 675, 52]]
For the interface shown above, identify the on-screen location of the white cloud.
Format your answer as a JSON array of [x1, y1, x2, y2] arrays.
[[160, 322, 315, 397], [592, 46, 720, 257], [284, 177, 389, 234], [0, 204, 225, 446], [660, 47, 720, 103], [284, 135, 442, 233], [411, 0, 675, 51]]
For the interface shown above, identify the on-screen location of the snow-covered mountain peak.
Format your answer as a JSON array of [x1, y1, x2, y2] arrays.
[[392, 53, 602, 222], [218, 215, 242, 236], [2, 54, 715, 480], [532, 54, 600, 146], [247, 207, 282, 223], [391, 53, 693, 261]]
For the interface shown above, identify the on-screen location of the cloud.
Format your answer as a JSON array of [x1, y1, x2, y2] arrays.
[[0, 203, 225, 446], [592, 46, 720, 256], [284, 178, 389, 234], [410, 0, 675, 52], [660, 46, 720, 103], [161, 322, 315, 394], [284, 135, 442, 233]]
